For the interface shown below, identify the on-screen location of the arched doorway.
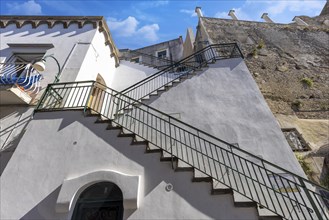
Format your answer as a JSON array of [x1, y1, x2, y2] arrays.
[[72, 182, 124, 220]]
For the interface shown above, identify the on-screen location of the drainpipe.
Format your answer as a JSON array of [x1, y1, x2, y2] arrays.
[[293, 16, 309, 26], [195, 7, 203, 18], [261, 13, 274, 23], [228, 10, 238, 20]]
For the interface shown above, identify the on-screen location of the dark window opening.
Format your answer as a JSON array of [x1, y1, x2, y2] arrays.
[[157, 50, 167, 59], [282, 128, 310, 151], [72, 182, 124, 220], [130, 57, 139, 63]]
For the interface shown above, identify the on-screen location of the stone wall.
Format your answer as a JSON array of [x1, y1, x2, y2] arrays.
[[200, 17, 329, 119]]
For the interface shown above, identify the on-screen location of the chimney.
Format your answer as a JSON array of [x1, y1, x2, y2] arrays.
[[261, 13, 274, 23], [293, 16, 309, 26], [195, 7, 203, 18], [228, 10, 238, 20]]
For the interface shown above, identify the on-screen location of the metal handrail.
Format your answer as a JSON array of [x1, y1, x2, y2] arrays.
[[120, 43, 243, 102], [36, 80, 329, 220]]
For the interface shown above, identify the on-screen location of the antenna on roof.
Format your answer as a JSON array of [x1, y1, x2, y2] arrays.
[[292, 16, 309, 26], [228, 10, 238, 20], [195, 7, 203, 18], [261, 13, 274, 23]]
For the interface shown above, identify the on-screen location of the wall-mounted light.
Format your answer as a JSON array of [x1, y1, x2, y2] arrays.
[[32, 59, 46, 71], [32, 55, 61, 83]]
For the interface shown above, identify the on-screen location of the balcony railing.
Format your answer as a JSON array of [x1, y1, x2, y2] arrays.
[[0, 62, 43, 94]]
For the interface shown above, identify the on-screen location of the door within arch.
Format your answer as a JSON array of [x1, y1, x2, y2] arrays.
[[72, 182, 124, 220]]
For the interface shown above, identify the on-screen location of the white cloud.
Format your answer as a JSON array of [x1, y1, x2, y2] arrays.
[[137, 24, 160, 41], [214, 11, 230, 19], [108, 16, 139, 37], [214, 0, 325, 23], [266, 1, 325, 15], [180, 9, 197, 17], [215, 8, 252, 21], [6, 0, 42, 15], [108, 16, 159, 42]]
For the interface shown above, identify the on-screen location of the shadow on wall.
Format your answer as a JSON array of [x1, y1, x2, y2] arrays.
[[25, 111, 256, 219], [21, 186, 67, 220], [0, 108, 33, 176], [1, 23, 94, 38]]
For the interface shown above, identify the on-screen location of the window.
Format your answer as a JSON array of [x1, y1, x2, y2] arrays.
[[130, 57, 140, 63], [72, 182, 124, 220], [157, 50, 167, 59], [12, 53, 45, 76]]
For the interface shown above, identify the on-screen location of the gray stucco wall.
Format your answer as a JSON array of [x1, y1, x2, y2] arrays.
[[0, 106, 34, 175], [0, 111, 257, 219], [148, 58, 305, 176], [132, 37, 183, 62], [111, 60, 157, 91]]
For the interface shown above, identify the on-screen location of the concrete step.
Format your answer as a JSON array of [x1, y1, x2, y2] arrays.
[[146, 143, 162, 153], [106, 122, 122, 130], [193, 170, 212, 182], [233, 191, 257, 207], [175, 159, 193, 172], [85, 110, 101, 118], [94, 117, 111, 124], [131, 135, 148, 145], [212, 180, 233, 195], [118, 132, 135, 138], [160, 151, 177, 162], [258, 208, 282, 220], [172, 78, 181, 83]]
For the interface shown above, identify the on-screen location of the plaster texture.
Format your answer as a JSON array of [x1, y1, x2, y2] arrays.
[[0, 111, 258, 220], [111, 60, 157, 91], [149, 58, 305, 176], [0, 22, 116, 102], [0, 23, 95, 86], [132, 37, 183, 62], [56, 170, 139, 212], [0, 106, 34, 174]]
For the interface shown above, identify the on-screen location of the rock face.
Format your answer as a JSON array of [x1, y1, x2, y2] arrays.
[[201, 17, 329, 119], [320, 1, 329, 16]]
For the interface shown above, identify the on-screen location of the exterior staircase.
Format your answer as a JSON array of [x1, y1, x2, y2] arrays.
[[35, 44, 329, 220], [120, 43, 243, 102]]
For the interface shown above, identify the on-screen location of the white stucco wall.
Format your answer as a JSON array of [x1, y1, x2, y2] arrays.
[[0, 111, 257, 220], [149, 58, 305, 176], [74, 27, 116, 86], [110, 60, 157, 91], [0, 23, 97, 88]]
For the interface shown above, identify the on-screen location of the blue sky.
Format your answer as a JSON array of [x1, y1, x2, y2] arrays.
[[1, 0, 326, 49]]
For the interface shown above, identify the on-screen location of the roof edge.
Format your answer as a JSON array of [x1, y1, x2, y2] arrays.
[[0, 15, 120, 67]]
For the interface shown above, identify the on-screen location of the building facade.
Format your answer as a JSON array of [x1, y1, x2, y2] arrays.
[[0, 13, 328, 220]]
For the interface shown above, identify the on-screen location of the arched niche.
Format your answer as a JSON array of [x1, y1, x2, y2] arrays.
[[56, 170, 139, 216], [71, 181, 124, 220]]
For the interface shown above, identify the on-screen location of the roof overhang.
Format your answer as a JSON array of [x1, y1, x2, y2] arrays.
[[0, 15, 120, 67]]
